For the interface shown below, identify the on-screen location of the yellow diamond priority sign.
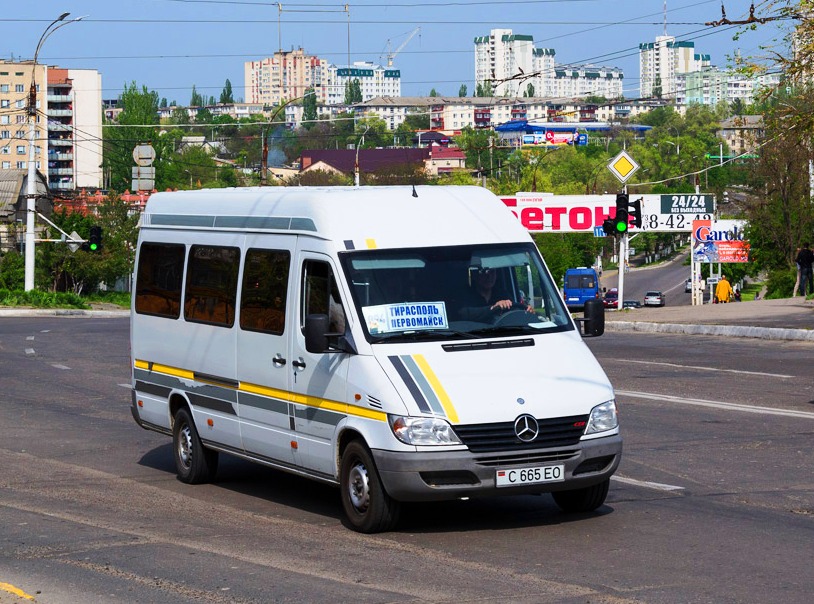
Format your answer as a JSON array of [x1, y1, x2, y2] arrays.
[[607, 150, 640, 183]]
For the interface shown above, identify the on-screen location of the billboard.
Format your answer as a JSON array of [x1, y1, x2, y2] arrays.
[[692, 219, 750, 263], [501, 193, 715, 233]]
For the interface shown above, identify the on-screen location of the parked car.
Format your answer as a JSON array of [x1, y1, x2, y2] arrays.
[[685, 279, 692, 293], [603, 288, 618, 308], [643, 290, 666, 307], [623, 300, 641, 309]]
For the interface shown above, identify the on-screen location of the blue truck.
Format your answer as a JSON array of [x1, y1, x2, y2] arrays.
[[563, 267, 601, 309]]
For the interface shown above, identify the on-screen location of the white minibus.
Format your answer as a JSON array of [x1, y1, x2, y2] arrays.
[[130, 185, 620, 532]]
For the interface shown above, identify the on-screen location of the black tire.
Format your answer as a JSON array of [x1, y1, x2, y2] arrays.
[[339, 440, 400, 533], [551, 478, 609, 513], [173, 407, 219, 484]]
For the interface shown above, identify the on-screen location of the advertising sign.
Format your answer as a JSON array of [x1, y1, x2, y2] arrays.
[[502, 193, 715, 233], [692, 219, 750, 263]]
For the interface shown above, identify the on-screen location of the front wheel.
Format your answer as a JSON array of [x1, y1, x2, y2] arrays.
[[339, 440, 400, 533], [551, 478, 609, 513], [173, 407, 219, 484]]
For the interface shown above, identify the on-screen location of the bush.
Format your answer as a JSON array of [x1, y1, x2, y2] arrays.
[[763, 268, 797, 299], [0, 289, 90, 309], [0, 251, 24, 290]]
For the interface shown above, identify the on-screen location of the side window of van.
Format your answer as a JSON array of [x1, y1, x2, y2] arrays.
[[184, 245, 240, 327], [135, 243, 185, 319], [302, 260, 345, 334], [240, 249, 290, 335]]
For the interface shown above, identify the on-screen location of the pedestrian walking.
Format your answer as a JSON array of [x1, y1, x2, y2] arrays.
[[715, 275, 734, 303], [792, 247, 801, 297], [796, 243, 814, 297]]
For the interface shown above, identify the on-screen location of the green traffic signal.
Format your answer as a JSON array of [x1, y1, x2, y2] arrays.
[[88, 225, 102, 252], [614, 208, 629, 233]]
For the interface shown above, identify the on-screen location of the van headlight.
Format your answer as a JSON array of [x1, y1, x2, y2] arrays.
[[584, 400, 618, 434], [389, 415, 462, 446]]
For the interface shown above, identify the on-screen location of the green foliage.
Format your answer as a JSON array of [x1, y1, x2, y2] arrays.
[[0, 288, 89, 309], [763, 267, 798, 299], [458, 84, 467, 97], [532, 233, 604, 285], [344, 79, 362, 104], [0, 251, 24, 289], [220, 79, 234, 104], [190, 85, 205, 107], [302, 88, 318, 128]]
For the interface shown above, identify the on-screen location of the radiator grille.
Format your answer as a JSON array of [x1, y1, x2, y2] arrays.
[[454, 415, 588, 453]]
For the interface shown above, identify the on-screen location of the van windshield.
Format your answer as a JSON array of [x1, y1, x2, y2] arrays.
[[339, 242, 573, 343]]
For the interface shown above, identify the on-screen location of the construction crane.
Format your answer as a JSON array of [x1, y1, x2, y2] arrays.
[[381, 27, 420, 67]]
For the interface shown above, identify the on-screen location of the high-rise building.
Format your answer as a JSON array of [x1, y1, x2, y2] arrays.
[[639, 36, 708, 99], [47, 67, 103, 191], [244, 49, 329, 106], [0, 61, 102, 191], [325, 62, 401, 105], [474, 29, 622, 99]]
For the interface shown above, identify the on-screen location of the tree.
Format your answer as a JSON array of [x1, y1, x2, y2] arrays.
[[220, 79, 234, 104], [302, 87, 318, 129], [190, 85, 205, 107], [102, 82, 165, 192], [524, 83, 535, 97], [344, 79, 362, 104], [458, 84, 467, 97], [652, 74, 662, 99], [429, 88, 439, 97]]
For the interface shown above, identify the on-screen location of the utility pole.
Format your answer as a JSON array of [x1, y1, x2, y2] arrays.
[[25, 12, 85, 291]]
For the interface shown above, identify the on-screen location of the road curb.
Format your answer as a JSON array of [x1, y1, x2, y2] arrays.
[[605, 320, 814, 341], [0, 308, 129, 318]]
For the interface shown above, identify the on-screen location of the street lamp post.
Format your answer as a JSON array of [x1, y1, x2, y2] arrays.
[[24, 12, 85, 291]]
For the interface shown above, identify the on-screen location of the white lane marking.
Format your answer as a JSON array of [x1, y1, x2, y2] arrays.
[[617, 358, 793, 379], [612, 475, 684, 491], [24, 348, 35, 356], [617, 390, 814, 419], [51, 364, 70, 370], [118, 383, 131, 389], [40, 330, 50, 333], [26, 336, 34, 341]]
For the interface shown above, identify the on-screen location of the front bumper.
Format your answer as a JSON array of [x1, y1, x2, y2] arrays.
[[373, 433, 622, 502]]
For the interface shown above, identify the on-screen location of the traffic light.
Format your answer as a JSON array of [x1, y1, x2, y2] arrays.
[[629, 197, 642, 228], [88, 226, 102, 252], [613, 193, 629, 234]]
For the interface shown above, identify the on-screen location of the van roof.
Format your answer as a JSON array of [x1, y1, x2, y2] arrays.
[[141, 185, 529, 250]]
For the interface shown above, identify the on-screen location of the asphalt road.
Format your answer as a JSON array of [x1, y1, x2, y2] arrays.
[[2, 317, 814, 603]]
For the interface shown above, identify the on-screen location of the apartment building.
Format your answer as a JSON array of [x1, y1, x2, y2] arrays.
[[47, 67, 103, 191], [0, 61, 102, 192], [474, 29, 622, 99], [244, 49, 330, 106], [718, 115, 763, 155], [676, 69, 781, 106], [0, 61, 47, 177], [639, 36, 708, 99], [551, 65, 624, 99], [325, 62, 401, 105]]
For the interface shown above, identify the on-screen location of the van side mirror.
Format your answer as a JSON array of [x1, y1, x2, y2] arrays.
[[304, 314, 357, 354], [579, 298, 605, 337], [304, 314, 330, 352]]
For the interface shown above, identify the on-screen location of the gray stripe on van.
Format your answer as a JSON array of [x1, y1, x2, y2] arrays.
[[388, 356, 433, 414], [188, 392, 237, 415], [401, 355, 446, 416], [295, 405, 343, 426], [149, 214, 317, 232], [238, 391, 289, 415], [133, 368, 237, 402]]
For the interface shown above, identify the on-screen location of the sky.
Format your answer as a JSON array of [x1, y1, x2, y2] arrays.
[[3, 0, 792, 106]]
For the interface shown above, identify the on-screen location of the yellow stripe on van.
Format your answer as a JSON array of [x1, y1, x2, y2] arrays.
[[365, 238, 377, 249], [240, 381, 291, 401], [150, 363, 195, 380], [412, 354, 459, 423], [134, 359, 151, 370], [290, 391, 387, 422]]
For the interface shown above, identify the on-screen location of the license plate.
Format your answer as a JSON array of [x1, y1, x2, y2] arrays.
[[496, 465, 564, 487]]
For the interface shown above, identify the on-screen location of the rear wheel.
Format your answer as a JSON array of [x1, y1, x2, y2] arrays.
[[339, 440, 400, 533], [551, 478, 609, 513], [173, 407, 219, 484]]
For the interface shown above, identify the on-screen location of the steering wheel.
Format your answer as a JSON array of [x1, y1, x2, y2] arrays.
[[491, 304, 533, 326]]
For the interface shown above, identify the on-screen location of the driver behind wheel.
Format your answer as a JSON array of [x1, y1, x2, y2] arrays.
[[457, 268, 533, 322]]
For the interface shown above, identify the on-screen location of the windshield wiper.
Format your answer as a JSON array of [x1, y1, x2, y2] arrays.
[[468, 325, 537, 336], [372, 328, 478, 342]]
